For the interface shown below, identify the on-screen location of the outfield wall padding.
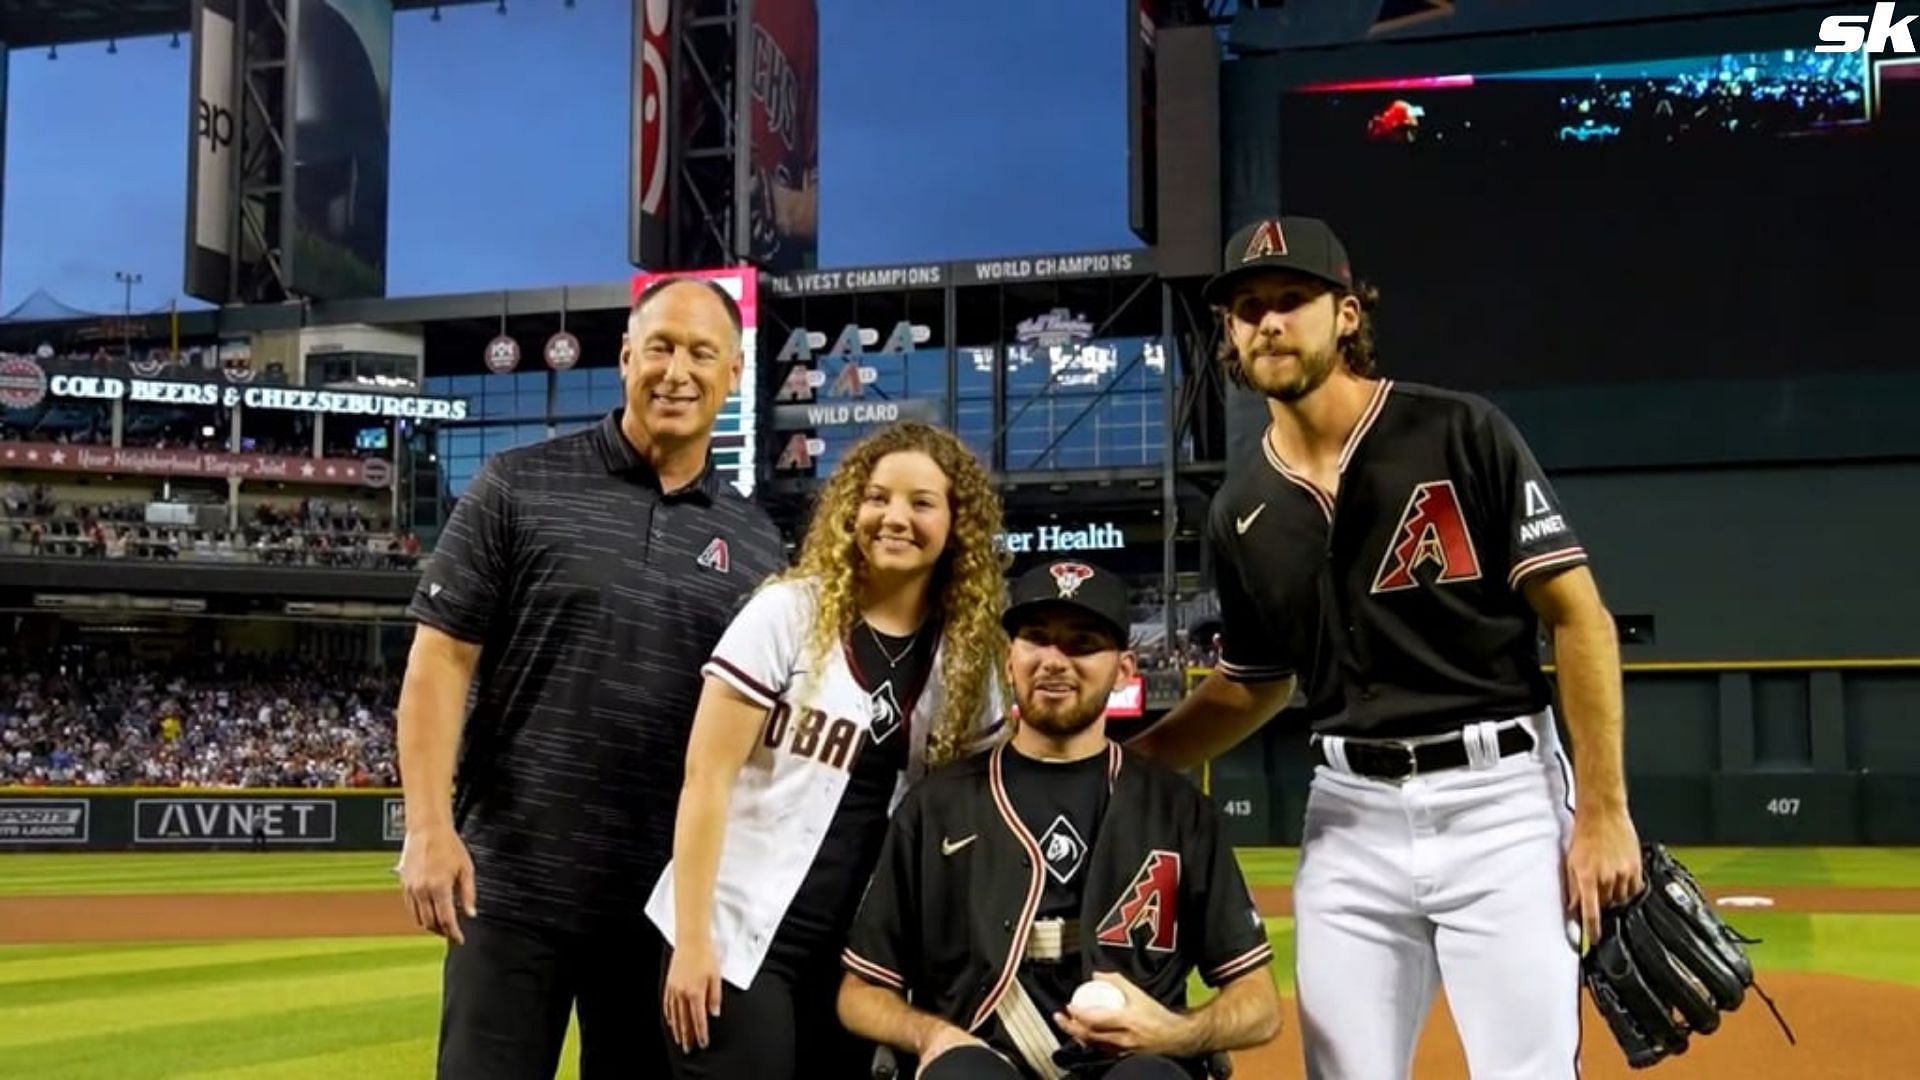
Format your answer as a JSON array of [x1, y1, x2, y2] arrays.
[[0, 790, 405, 852]]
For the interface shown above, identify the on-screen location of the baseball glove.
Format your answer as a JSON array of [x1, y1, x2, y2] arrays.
[[1581, 843, 1796, 1069]]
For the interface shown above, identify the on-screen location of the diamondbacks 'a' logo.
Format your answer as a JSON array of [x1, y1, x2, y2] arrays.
[[1242, 220, 1287, 262], [697, 537, 730, 573], [1096, 850, 1180, 953], [1371, 480, 1482, 593], [1050, 562, 1095, 599]]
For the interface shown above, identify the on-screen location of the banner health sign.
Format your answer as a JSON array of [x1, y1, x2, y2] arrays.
[[994, 522, 1127, 555]]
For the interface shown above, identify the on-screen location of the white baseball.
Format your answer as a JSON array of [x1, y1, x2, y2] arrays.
[[1071, 980, 1126, 1012]]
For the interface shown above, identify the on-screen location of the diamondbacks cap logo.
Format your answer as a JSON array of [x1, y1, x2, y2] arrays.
[[697, 537, 730, 573], [1371, 480, 1483, 593], [1050, 562, 1095, 599], [1241, 220, 1288, 263]]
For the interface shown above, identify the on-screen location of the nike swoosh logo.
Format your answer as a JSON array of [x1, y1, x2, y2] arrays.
[[1236, 504, 1267, 535], [941, 835, 977, 856]]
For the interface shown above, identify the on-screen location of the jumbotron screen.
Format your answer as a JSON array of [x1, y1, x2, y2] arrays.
[[1277, 43, 1919, 390]]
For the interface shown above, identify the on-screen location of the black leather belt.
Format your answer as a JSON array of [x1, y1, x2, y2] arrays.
[[1314, 725, 1536, 780]]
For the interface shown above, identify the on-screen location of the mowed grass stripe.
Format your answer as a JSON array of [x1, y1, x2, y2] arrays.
[[177, 1038, 435, 1080], [176, 1037, 442, 1080], [1234, 848, 1298, 888], [178, 1024, 590, 1079], [1728, 912, 1920, 987], [7, 847, 1916, 898], [0, 941, 438, 1009], [0, 936, 431, 985], [1229, 847, 1920, 890], [1670, 847, 1920, 888], [1, 993, 442, 1079], [0, 853, 396, 897], [0, 958, 440, 1049]]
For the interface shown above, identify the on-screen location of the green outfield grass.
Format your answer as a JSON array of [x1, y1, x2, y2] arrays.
[[2, 849, 1918, 1077], [1230, 846, 1920, 890], [7, 846, 1915, 898], [0, 853, 397, 898]]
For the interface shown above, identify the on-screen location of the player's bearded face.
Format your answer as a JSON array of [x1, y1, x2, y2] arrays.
[[1227, 279, 1348, 403], [621, 282, 743, 445], [1008, 611, 1134, 737]]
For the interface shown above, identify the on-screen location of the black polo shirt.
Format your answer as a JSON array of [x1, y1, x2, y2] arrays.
[[409, 409, 787, 933], [1209, 380, 1587, 738]]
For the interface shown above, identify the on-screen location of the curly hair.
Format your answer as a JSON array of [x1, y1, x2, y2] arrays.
[[773, 422, 1010, 767], [1217, 279, 1382, 388]]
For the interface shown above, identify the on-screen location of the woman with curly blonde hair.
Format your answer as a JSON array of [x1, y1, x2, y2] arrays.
[[648, 421, 1010, 1079]]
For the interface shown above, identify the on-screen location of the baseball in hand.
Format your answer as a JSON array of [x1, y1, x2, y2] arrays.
[[1071, 979, 1126, 1012]]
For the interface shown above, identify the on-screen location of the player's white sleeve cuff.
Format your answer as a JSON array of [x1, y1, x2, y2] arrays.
[[1508, 547, 1587, 590], [843, 947, 907, 992], [702, 657, 778, 709], [1205, 942, 1273, 986]]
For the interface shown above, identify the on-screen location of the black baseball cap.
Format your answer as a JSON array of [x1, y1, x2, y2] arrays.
[[1202, 216, 1355, 305], [1003, 559, 1132, 647]]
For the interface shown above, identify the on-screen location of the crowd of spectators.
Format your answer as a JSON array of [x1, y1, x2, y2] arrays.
[[0, 653, 398, 789], [0, 493, 420, 569]]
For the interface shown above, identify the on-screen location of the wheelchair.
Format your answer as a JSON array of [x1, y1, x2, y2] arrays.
[[870, 1044, 1234, 1078]]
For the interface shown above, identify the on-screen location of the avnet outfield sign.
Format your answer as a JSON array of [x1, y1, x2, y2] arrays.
[[135, 798, 337, 845]]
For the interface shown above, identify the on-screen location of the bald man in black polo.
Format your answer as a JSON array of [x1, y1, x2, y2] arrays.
[[397, 276, 787, 1080]]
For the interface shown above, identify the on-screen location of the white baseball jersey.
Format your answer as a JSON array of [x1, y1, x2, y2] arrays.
[[645, 576, 1004, 990]]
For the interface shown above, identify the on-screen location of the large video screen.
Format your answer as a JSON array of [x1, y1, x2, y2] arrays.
[[285, 0, 393, 300], [1278, 45, 1920, 389], [742, 0, 819, 273]]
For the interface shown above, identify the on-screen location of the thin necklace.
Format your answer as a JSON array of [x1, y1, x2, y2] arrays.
[[866, 623, 920, 669]]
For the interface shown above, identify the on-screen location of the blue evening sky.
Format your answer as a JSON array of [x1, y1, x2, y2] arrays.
[[0, 0, 1138, 315]]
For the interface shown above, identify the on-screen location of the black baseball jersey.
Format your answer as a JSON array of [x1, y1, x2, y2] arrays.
[[408, 409, 786, 933], [843, 741, 1272, 1063], [1209, 380, 1586, 738]]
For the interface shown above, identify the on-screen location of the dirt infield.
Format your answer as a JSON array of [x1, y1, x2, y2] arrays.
[[0, 892, 414, 943], [1249, 884, 1920, 916], [1231, 973, 1913, 1079]]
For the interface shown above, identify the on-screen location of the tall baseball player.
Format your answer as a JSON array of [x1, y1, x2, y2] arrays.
[[839, 558, 1280, 1080], [1130, 217, 1644, 1078]]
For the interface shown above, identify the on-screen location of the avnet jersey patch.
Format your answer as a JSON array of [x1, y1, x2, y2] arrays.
[[1518, 480, 1569, 545]]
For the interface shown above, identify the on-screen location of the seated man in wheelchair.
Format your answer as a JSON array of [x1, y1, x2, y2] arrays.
[[838, 559, 1281, 1079]]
